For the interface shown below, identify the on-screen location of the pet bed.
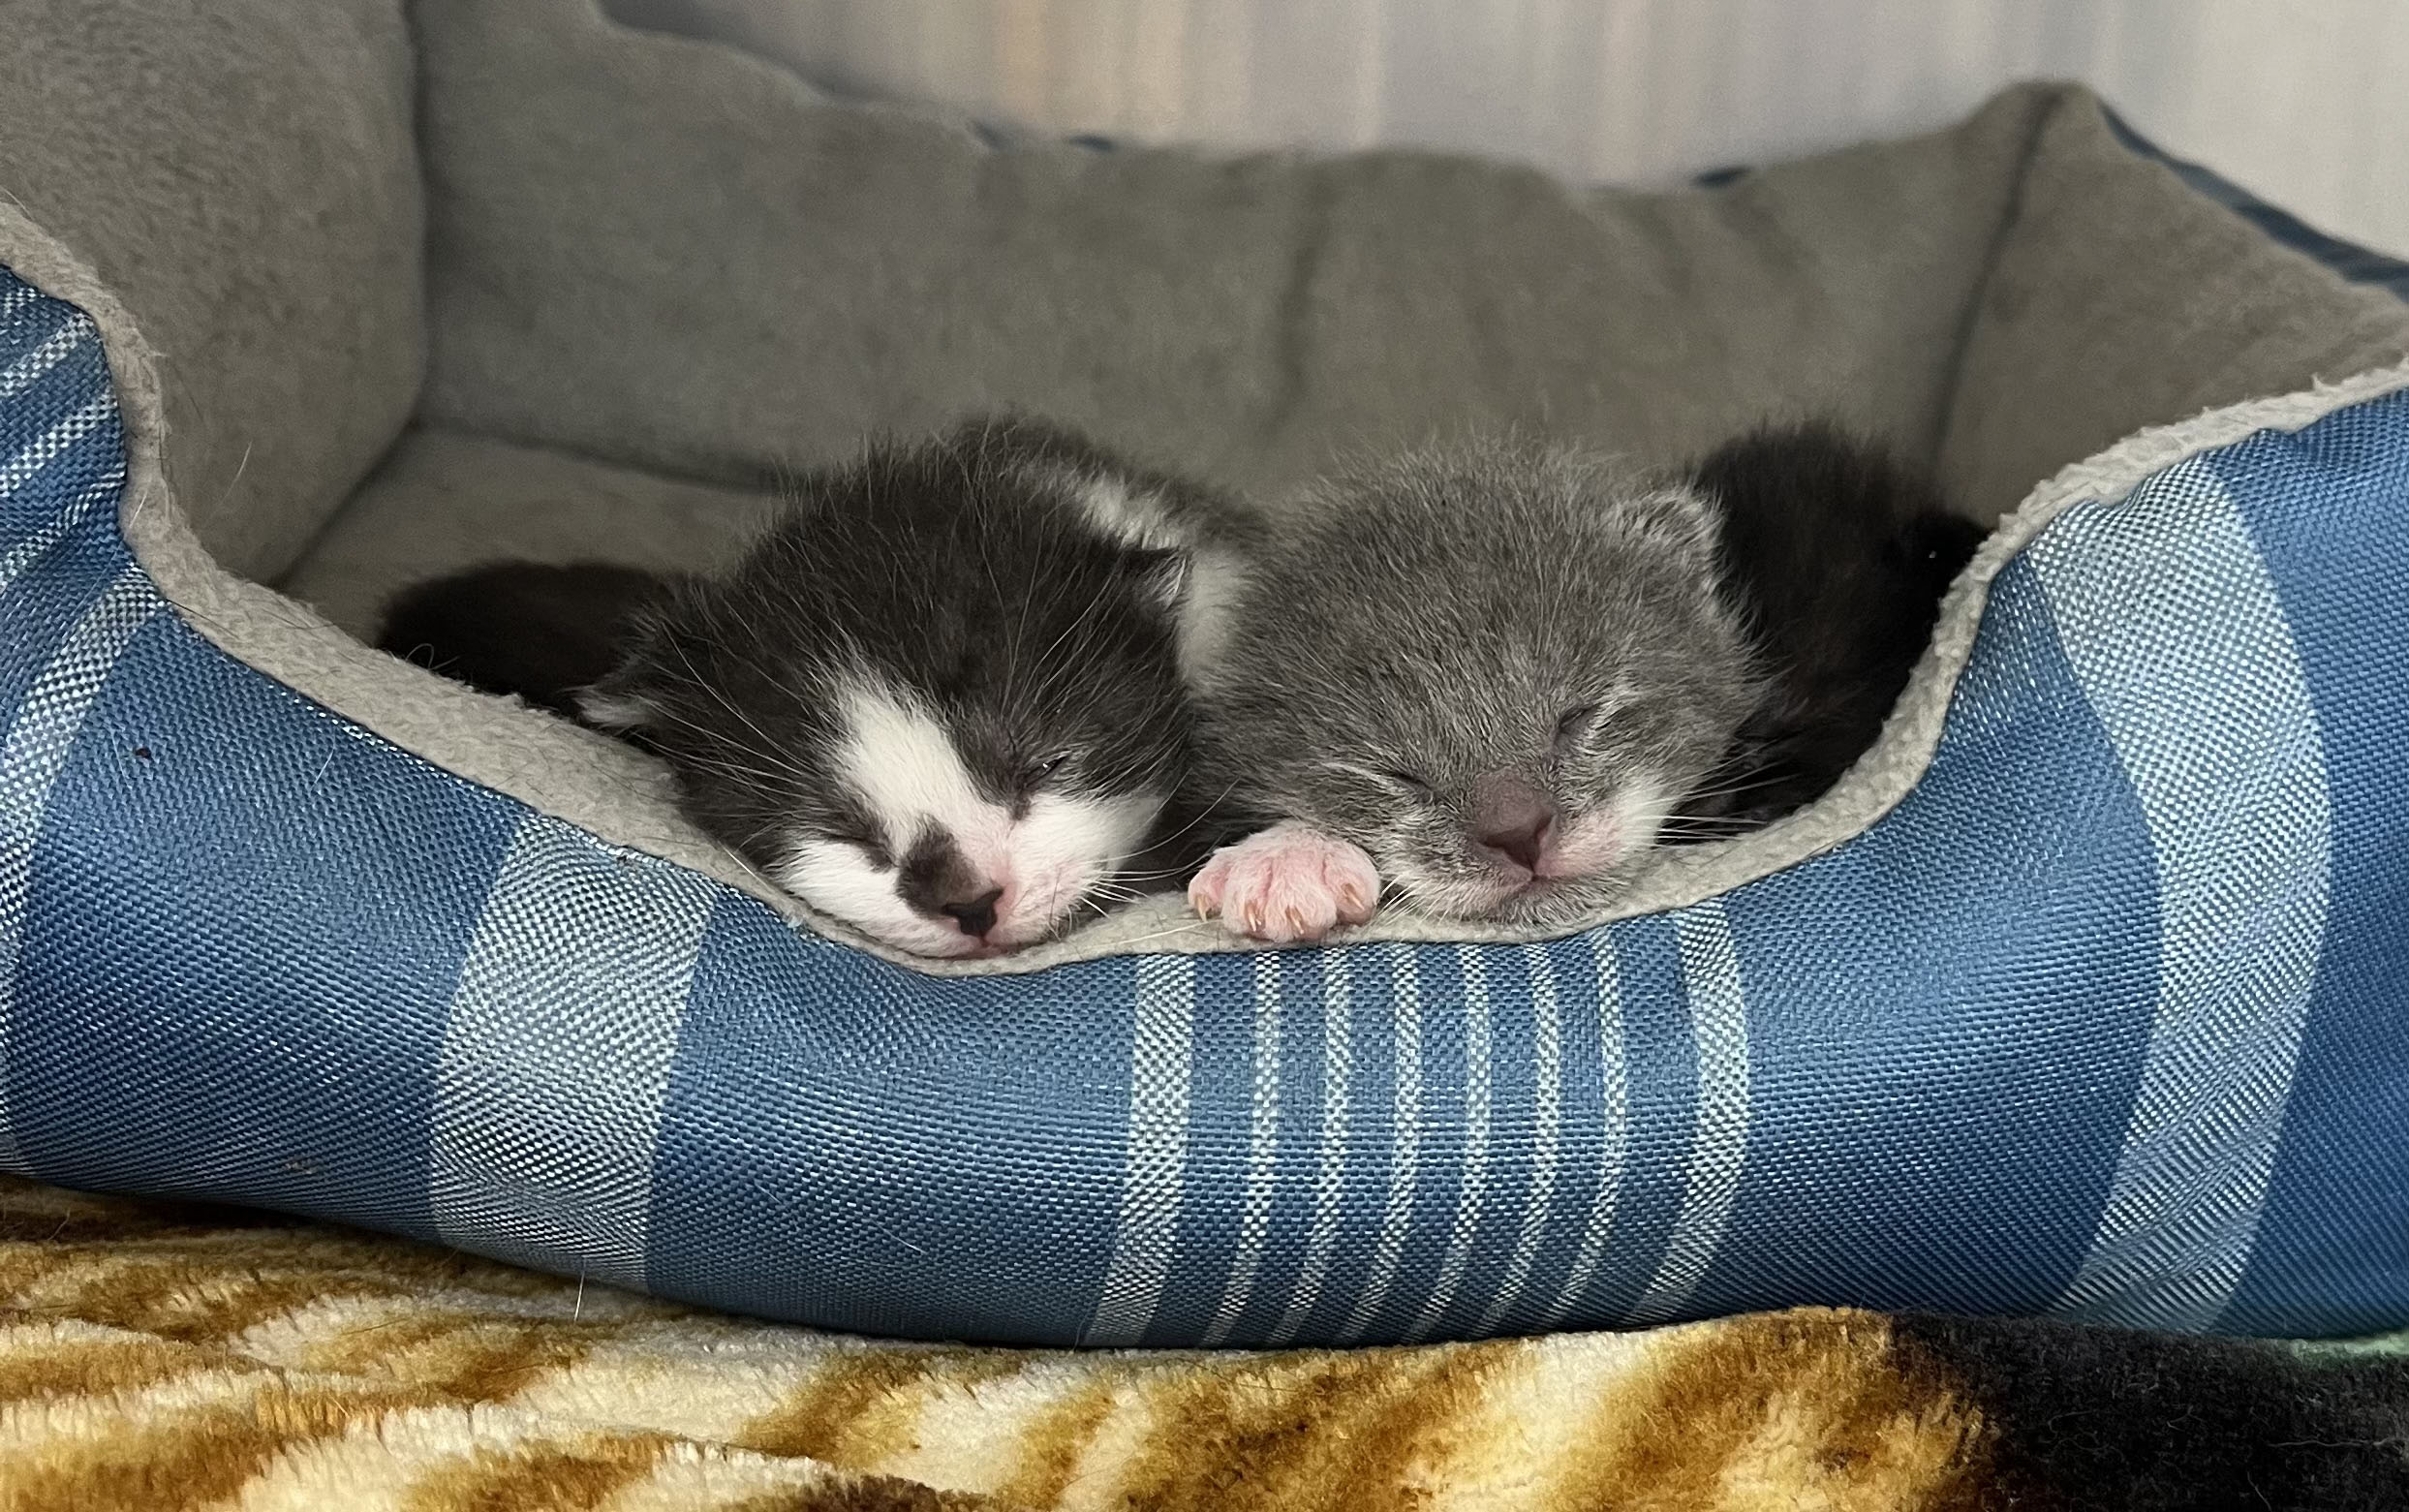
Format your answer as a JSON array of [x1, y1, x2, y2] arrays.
[[2, 0, 2406, 1349]]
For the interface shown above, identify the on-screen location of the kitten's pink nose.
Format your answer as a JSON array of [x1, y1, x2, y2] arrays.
[[1473, 784, 1555, 873]]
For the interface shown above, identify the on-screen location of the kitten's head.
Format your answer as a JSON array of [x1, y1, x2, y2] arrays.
[[1193, 443, 1760, 922], [584, 431, 1199, 958]]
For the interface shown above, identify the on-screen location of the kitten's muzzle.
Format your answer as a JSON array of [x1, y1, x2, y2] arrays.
[[1470, 777, 1556, 878], [898, 830, 1007, 941]]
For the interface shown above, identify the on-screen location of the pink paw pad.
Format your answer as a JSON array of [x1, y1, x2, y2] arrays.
[[1189, 823, 1381, 943]]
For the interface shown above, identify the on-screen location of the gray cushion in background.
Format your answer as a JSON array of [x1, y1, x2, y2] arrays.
[[398, 0, 2409, 562], [1939, 98, 2409, 520], [0, 0, 423, 583], [410, 0, 2042, 507], [3, 0, 2401, 604]]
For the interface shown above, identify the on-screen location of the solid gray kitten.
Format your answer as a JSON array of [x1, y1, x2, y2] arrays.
[[1184, 440, 1763, 939]]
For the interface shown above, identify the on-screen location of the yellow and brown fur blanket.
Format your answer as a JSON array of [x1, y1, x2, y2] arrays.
[[2, 1176, 2402, 1510]]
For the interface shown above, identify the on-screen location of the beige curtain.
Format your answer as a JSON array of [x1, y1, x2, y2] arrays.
[[612, 0, 2409, 258]]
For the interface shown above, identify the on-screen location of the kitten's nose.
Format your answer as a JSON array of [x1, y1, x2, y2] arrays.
[[941, 887, 1004, 939], [1473, 782, 1555, 873], [1478, 816, 1551, 873]]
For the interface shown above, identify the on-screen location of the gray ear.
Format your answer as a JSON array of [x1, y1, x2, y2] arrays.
[[1625, 480, 1725, 566]]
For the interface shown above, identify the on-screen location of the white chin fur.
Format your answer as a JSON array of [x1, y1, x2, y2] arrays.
[[1546, 774, 1671, 879]]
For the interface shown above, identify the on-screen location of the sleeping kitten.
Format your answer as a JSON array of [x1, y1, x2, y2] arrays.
[[1184, 440, 1759, 940], [378, 418, 1250, 960], [1186, 424, 1980, 942]]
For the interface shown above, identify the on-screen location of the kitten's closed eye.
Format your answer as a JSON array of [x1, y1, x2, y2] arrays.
[[1554, 703, 1601, 746], [1325, 760, 1435, 797], [1017, 751, 1073, 788], [825, 827, 893, 868]]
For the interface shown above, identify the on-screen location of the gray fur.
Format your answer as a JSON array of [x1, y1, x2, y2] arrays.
[[1189, 442, 1763, 923]]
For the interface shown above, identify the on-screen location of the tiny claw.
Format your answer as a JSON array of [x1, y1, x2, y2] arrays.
[[1189, 822, 1383, 944]]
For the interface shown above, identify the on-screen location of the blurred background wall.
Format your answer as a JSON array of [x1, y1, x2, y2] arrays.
[[606, 0, 2408, 257]]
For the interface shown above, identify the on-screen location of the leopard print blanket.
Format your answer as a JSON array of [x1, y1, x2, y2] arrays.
[[3, 1177, 2400, 1510]]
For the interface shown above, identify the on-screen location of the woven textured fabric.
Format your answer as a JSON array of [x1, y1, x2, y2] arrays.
[[2, 263, 2405, 1347]]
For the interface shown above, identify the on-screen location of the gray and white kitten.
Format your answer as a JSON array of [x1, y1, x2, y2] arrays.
[[382, 417, 1247, 960], [1184, 440, 1763, 941]]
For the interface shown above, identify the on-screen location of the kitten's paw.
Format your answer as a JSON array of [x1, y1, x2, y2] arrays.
[[1189, 823, 1380, 943]]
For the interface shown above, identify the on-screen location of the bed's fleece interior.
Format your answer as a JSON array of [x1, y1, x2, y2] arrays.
[[10, 0, 2408, 972]]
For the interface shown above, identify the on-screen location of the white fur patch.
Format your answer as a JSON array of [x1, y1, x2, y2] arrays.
[[1072, 475, 1183, 552], [574, 689, 655, 730], [991, 788, 1163, 947], [1609, 772, 1674, 858], [771, 672, 1164, 956], [1541, 772, 1671, 879], [838, 677, 1015, 877], [1173, 545, 1250, 683], [780, 834, 980, 958]]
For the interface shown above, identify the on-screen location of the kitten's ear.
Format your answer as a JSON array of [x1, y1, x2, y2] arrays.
[[1625, 481, 1725, 565]]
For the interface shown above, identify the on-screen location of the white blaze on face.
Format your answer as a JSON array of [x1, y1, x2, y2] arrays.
[[773, 674, 1163, 958], [840, 678, 1017, 876]]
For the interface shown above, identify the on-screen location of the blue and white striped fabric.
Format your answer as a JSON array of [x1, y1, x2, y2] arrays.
[[2, 262, 2405, 1346]]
